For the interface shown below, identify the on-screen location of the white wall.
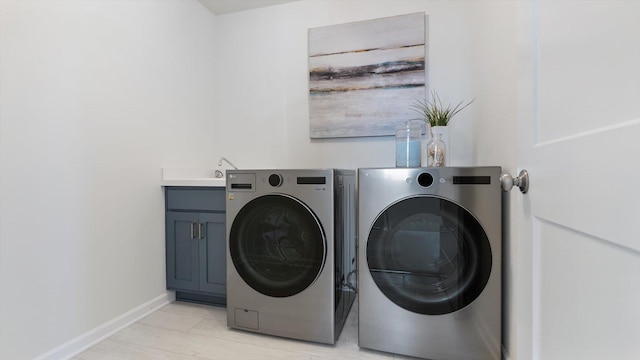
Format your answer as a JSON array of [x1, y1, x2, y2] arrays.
[[1, 0, 520, 359], [213, 1, 518, 357], [467, 2, 519, 358], [213, 0, 483, 169], [0, 1, 218, 359]]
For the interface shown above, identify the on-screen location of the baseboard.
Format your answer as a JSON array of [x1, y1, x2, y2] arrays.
[[34, 291, 176, 360]]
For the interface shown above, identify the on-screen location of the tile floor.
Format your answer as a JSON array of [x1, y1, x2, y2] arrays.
[[75, 299, 418, 360]]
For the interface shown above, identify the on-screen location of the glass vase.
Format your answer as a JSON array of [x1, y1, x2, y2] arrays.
[[427, 133, 446, 167], [395, 121, 422, 167]]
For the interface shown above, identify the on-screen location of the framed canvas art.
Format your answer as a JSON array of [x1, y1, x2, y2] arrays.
[[308, 12, 426, 138]]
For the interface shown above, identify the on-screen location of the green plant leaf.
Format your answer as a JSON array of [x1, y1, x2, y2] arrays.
[[410, 90, 474, 127]]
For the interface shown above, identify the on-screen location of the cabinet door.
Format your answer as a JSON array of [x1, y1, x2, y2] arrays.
[[199, 213, 226, 295], [166, 212, 199, 291]]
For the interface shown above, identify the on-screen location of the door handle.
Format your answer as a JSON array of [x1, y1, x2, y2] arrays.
[[190, 222, 196, 239], [500, 170, 529, 194], [198, 223, 204, 240]]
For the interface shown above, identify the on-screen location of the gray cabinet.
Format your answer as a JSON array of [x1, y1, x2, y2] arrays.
[[165, 187, 226, 304]]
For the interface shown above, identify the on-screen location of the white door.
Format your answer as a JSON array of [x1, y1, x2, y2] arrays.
[[515, 1, 640, 359]]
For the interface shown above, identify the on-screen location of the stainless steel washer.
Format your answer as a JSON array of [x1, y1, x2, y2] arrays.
[[226, 169, 356, 344], [358, 167, 502, 359]]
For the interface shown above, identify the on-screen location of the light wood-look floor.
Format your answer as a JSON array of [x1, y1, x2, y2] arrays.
[[75, 299, 417, 360]]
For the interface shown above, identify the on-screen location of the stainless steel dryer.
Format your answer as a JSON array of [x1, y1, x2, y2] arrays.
[[226, 169, 356, 344], [358, 167, 501, 360]]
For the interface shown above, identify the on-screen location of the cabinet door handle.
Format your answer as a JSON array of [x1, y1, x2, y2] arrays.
[[190, 222, 196, 239], [198, 223, 204, 240]]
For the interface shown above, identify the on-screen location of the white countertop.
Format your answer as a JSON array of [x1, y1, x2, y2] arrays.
[[161, 168, 226, 187]]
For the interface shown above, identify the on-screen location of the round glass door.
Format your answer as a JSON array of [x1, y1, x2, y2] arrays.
[[230, 194, 326, 297], [367, 196, 492, 315]]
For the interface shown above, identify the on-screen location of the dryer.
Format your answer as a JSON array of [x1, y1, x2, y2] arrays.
[[226, 169, 356, 344], [358, 167, 501, 360]]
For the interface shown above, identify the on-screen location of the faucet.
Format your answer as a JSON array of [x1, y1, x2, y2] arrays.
[[218, 157, 238, 170]]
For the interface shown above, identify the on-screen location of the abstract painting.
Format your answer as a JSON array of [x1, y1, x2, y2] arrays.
[[308, 12, 426, 138]]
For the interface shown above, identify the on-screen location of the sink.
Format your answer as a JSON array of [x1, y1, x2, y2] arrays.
[[161, 168, 226, 187]]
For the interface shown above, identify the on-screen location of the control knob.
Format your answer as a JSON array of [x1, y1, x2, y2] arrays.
[[268, 173, 283, 187]]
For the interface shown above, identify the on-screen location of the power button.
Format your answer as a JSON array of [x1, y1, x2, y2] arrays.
[[268, 174, 283, 187]]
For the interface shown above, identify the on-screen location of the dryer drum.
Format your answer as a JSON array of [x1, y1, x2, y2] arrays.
[[230, 194, 327, 298], [366, 196, 492, 315]]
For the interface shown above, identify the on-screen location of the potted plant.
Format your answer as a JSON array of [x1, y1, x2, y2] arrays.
[[410, 90, 474, 167], [411, 89, 474, 127]]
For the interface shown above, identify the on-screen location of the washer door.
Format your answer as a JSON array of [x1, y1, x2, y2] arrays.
[[230, 194, 326, 297], [367, 196, 492, 315]]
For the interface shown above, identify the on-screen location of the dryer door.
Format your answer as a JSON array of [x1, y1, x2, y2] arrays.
[[366, 195, 492, 315], [230, 194, 326, 297]]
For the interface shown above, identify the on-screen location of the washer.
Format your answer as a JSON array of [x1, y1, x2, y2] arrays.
[[358, 167, 501, 360], [226, 169, 357, 344]]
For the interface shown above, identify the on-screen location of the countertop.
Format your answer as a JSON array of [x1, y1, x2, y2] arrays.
[[161, 168, 226, 187]]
